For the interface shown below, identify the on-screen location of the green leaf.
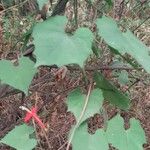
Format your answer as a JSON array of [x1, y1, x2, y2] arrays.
[[97, 16, 150, 73], [0, 57, 36, 94], [110, 60, 130, 68], [106, 115, 146, 150], [72, 122, 109, 150], [105, 0, 113, 6], [67, 88, 104, 124], [71, 115, 146, 150], [126, 118, 147, 150], [109, 47, 139, 68], [106, 115, 126, 149], [33, 16, 93, 68], [94, 72, 130, 110], [118, 70, 129, 85], [92, 41, 101, 57], [37, 0, 48, 10], [0, 124, 37, 150]]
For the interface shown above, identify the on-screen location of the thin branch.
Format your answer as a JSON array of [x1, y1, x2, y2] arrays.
[[124, 78, 140, 93], [32, 120, 43, 149], [0, 0, 29, 14], [0, 64, 142, 99], [66, 65, 142, 71], [66, 83, 93, 150], [133, 15, 150, 32], [73, 0, 78, 28], [58, 141, 68, 150]]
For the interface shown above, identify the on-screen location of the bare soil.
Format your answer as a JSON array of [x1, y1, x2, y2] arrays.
[[0, 56, 150, 150], [0, 1, 150, 149]]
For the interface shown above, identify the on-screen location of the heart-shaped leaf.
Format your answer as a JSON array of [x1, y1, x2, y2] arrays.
[[0, 57, 36, 94], [0, 124, 37, 150], [72, 122, 108, 150], [32, 16, 93, 68], [67, 88, 104, 124], [71, 115, 146, 150], [106, 115, 146, 150]]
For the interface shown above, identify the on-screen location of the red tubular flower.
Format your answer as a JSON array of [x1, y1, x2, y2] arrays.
[[20, 106, 46, 129], [24, 107, 37, 123]]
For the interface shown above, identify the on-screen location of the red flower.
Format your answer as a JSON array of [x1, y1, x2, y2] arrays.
[[20, 106, 46, 129], [24, 107, 37, 123]]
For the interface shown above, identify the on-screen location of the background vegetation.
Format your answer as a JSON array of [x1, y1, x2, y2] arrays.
[[0, 0, 150, 150]]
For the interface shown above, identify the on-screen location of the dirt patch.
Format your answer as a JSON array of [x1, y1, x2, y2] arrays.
[[0, 65, 150, 150], [0, 1, 150, 149]]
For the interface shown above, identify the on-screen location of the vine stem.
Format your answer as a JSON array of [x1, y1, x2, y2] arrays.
[[133, 15, 150, 32], [66, 83, 93, 150], [73, 0, 78, 28]]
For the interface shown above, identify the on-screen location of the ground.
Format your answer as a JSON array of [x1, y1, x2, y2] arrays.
[[0, 0, 150, 150], [0, 62, 150, 150]]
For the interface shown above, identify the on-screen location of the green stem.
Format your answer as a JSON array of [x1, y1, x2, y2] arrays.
[[81, 68, 89, 86], [73, 0, 78, 28]]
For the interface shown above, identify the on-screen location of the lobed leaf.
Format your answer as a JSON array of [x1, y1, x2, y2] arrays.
[[71, 115, 146, 150], [32, 16, 93, 68], [0, 57, 36, 95], [0, 124, 37, 150], [106, 115, 146, 150], [67, 88, 104, 124], [72, 123, 108, 150]]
